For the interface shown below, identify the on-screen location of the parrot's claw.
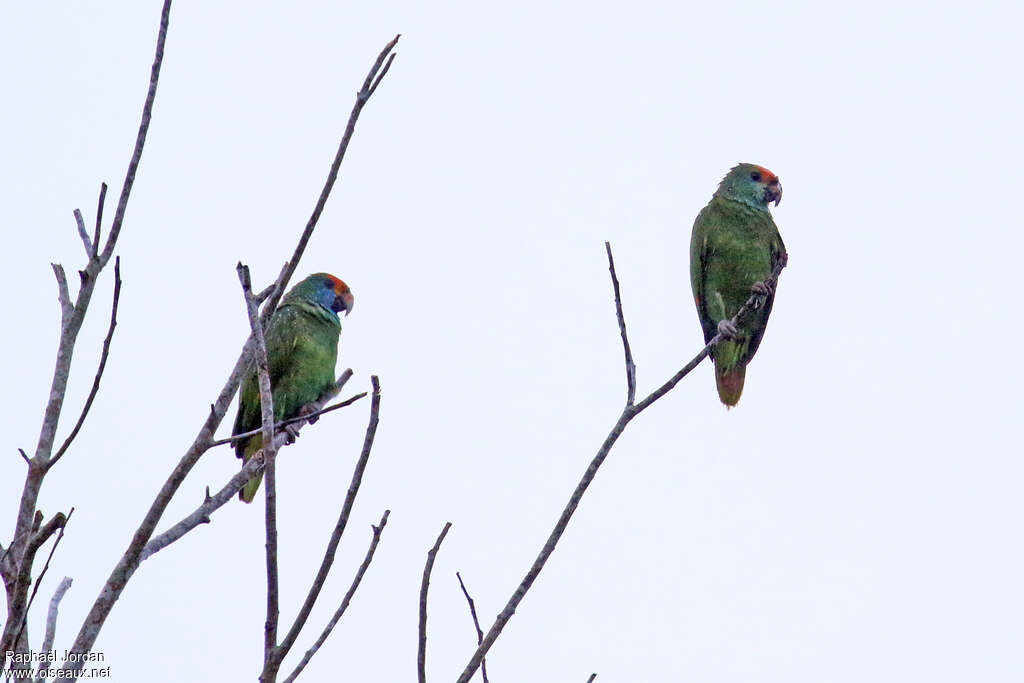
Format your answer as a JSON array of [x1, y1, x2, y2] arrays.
[[298, 403, 320, 425], [283, 423, 302, 444], [749, 280, 772, 310], [717, 319, 739, 340]]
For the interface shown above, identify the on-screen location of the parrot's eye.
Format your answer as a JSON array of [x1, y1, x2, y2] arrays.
[[750, 171, 762, 182]]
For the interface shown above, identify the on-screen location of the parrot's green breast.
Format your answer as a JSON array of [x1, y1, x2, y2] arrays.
[[231, 300, 341, 501]]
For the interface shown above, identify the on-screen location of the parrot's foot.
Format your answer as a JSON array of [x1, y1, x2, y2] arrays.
[[749, 280, 772, 310], [717, 319, 739, 340], [283, 423, 302, 444], [298, 403, 320, 425]]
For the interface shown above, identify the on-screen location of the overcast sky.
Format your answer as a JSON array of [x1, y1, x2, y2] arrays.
[[3, 1, 1023, 681]]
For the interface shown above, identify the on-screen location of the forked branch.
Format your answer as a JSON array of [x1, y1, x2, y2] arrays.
[[453, 242, 786, 683]]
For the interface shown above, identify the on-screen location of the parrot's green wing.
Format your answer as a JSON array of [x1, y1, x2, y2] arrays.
[[232, 301, 341, 502], [690, 205, 719, 347]]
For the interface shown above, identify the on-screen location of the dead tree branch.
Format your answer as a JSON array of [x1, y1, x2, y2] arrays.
[[50, 257, 121, 467], [61, 29, 399, 673], [453, 242, 787, 683], [282, 509, 391, 683], [238, 263, 283, 668], [237, 262, 282, 667], [456, 572, 489, 683], [605, 242, 636, 405], [418, 522, 452, 683], [260, 376, 384, 682]]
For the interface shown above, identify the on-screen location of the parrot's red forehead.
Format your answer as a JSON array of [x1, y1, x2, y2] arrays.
[[325, 275, 349, 294], [753, 165, 778, 183]]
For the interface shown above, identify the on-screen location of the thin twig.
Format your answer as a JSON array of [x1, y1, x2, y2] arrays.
[[418, 522, 452, 683], [50, 257, 122, 467], [92, 183, 107, 260], [17, 449, 30, 466], [282, 510, 391, 683], [262, 376, 383, 682], [586, 675, 597, 683], [456, 572, 489, 683], [36, 577, 73, 676], [96, 5, 167, 269], [207, 389, 364, 448], [454, 244, 787, 683], [258, 34, 400, 323], [605, 242, 636, 406]]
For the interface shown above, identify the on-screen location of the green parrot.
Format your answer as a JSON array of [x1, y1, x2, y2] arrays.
[[690, 163, 787, 407], [232, 273, 354, 502]]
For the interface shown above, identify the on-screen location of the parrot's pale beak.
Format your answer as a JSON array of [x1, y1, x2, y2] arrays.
[[334, 291, 354, 316], [766, 181, 782, 207]]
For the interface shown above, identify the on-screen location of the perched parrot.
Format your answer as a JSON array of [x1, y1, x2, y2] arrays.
[[232, 273, 354, 502], [690, 163, 787, 407]]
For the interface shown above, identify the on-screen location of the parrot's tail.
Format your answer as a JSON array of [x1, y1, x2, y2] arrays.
[[238, 437, 265, 503], [715, 364, 745, 407], [239, 470, 265, 503]]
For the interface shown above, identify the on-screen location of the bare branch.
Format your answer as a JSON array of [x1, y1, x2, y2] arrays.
[[586, 675, 597, 682], [50, 257, 122, 467], [258, 34, 400, 321], [92, 183, 107, 260], [454, 244, 788, 682], [17, 448, 30, 466], [36, 577, 73, 677], [456, 572, 489, 683], [282, 510, 390, 683], [264, 454, 281, 660], [263, 376, 383, 682], [74, 209, 92, 257], [96, 0, 168, 268], [604, 241, 636, 406], [418, 522, 452, 683], [238, 263, 282, 664]]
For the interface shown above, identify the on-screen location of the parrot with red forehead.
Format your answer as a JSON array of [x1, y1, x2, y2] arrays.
[[690, 163, 787, 406], [232, 273, 354, 502]]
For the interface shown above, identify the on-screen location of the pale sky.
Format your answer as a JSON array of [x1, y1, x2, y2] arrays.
[[2, 1, 1022, 681]]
